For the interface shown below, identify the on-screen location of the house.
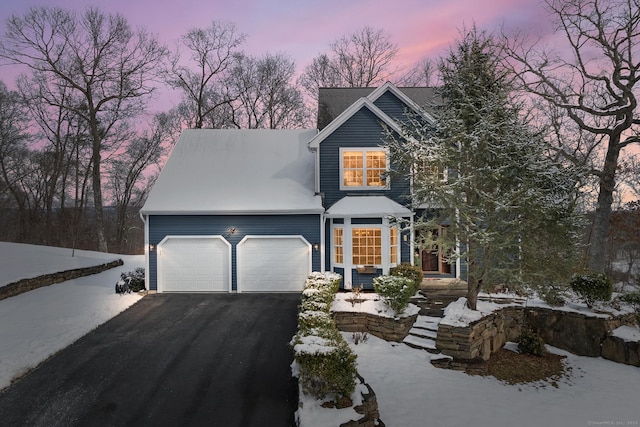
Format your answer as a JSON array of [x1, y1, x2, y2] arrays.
[[140, 82, 463, 293]]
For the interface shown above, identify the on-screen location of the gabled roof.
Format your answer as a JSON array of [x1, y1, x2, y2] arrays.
[[141, 129, 324, 215], [325, 196, 412, 218], [367, 82, 437, 125], [317, 83, 439, 129], [307, 97, 404, 149]]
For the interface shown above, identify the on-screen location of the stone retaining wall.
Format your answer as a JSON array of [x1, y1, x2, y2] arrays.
[[0, 259, 124, 301], [602, 334, 640, 367], [436, 307, 524, 361], [436, 305, 639, 365], [332, 311, 418, 342]]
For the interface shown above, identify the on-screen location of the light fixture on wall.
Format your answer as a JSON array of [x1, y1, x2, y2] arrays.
[[149, 244, 156, 252], [228, 227, 237, 235], [313, 243, 319, 251]]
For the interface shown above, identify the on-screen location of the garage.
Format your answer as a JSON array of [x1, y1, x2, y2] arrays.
[[158, 236, 231, 292], [237, 236, 312, 292]]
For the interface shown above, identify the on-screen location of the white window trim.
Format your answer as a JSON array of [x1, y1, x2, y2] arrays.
[[339, 147, 390, 191], [330, 219, 399, 277]]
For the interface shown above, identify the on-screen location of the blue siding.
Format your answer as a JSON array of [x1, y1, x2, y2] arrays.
[[318, 107, 411, 209], [148, 214, 321, 291], [351, 269, 382, 290], [372, 91, 413, 124]]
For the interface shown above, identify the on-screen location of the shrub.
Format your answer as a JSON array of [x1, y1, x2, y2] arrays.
[[570, 271, 613, 308], [373, 275, 415, 315], [292, 336, 357, 400], [390, 263, 423, 294], [621, 292, 640, 325], [118, 267, 146, 292], [293, 271, 357, 402], [517, 329, 546, 357]]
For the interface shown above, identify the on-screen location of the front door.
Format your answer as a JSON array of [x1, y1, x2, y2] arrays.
[[419, 226, 452, 275]]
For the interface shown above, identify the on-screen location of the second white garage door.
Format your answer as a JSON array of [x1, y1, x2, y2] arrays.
[[237, 236, 311, 292], [158, 236, 231, 292]]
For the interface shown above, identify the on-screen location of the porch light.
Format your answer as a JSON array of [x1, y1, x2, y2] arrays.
[[228, 227, 237, 235], [149, 244, 155, 252], [313, 243, 319, 251]]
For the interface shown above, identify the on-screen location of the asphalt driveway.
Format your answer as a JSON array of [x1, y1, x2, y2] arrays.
[[0, 293, 301, 427]]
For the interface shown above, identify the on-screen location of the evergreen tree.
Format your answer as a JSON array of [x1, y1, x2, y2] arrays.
[[389, 27, 583, 310]]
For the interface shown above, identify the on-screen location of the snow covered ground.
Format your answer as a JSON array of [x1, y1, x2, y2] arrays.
[[0, 242, 124, 287], [0, 243, 143, 390], [2, 245, 638, 425], [297, 293, 640, 427], [350, 335, 640, 427]]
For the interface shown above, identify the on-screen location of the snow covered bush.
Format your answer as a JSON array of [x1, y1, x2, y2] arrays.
[[570, 271, 613, 308], [390, 263, 423, 293], [373, 275, 415, 315], [517, 329, 547, 357], [118, 267, 145, 292], [292, 334, 357, 401], [292, 272, 357, 403]]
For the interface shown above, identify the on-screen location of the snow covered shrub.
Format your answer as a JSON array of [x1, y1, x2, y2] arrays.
[[570, 271, 613, 308], [118, 267, 145, 292], [292, 335, 357, 400], [297, 310, 335, 335], [517, 329, 546, 357], [292, 272, 357, 402], [390, 263, 423, 294], [373, 275, 415, 315]]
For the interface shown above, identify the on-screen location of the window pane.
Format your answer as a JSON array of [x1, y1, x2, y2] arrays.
[[334, 227, 343, 264], [390, 228, 398, 264], [352, 228, 381, 265], [344, 170, 363, 187]]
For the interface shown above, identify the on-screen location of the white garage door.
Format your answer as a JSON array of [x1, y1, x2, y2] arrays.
[[237, 236, 311, 292], [158, 236, 231, 292]]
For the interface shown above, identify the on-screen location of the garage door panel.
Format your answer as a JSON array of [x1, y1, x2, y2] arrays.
[[159, 237, 230, 292], [238, 236, 311, 292]]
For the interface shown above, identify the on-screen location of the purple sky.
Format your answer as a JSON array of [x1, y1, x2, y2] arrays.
[[0, 0, 555, 77]]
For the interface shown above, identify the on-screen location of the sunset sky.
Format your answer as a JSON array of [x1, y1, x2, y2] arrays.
[[0, 0, 556, 85]]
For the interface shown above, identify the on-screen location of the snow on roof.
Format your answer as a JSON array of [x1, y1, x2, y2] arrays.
[[141, 129, 324, 214], [325, 196, 412, 218]]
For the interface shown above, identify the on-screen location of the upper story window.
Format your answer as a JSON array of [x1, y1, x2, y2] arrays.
[[340, 148, 389, 190]]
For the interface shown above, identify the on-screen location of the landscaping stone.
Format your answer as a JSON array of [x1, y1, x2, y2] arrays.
[[435, 304, 638, 365], [0, 259, 124, 301], [340, 374, 385, 427], [601, 328, 640, 367], [332, 311, 418, 342]]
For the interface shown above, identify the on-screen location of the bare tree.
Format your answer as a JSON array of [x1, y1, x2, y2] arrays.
[[229, 52, 310, 128], [503, 0, 640, 273], [0, 6, 167, 252], [107, 112, 180, 252], [0, 81, 31, 240], [166, 20, 245, 128], [396, 57, 439, 86], [299, 27, 399, 99]]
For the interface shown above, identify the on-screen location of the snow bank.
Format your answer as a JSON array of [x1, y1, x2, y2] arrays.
[[0, 242, 121, 287], [331, 292, 420, 318], [612, 325, 640, 342]]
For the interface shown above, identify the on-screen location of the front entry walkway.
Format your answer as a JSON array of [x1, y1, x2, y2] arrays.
[[0, 293, 301, 427]]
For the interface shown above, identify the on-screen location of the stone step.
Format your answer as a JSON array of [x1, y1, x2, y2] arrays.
[[413, 316, 441, 329], [408, 327, 437, 340], [403, 334, 439, 353]]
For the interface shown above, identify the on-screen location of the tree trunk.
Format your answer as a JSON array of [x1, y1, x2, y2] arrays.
[[588, 138, 621, 273], [466, 279, 482, 311], [91, 142, 108, 253]]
